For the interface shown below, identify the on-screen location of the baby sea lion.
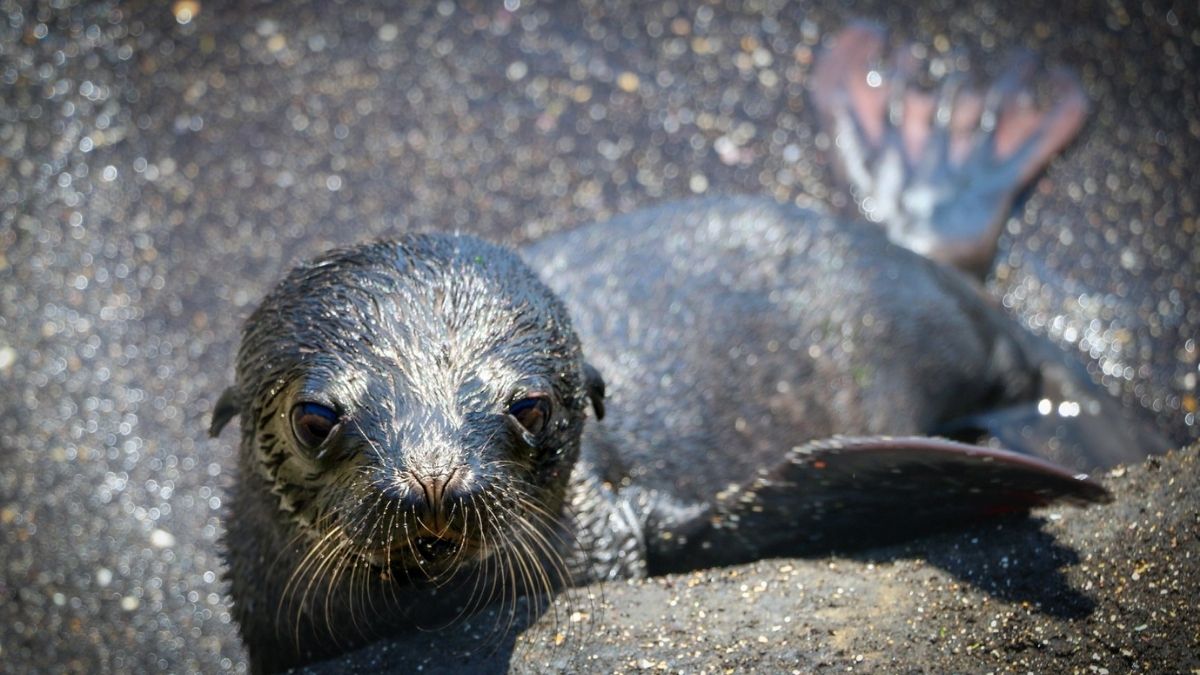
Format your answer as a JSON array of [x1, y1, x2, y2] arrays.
[[209, 25, 1155, 673]]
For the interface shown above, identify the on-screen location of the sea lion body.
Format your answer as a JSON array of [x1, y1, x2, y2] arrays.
[[210, 27, 1157, 672], [531, 197, 1039, 501], [213, 198, 1119, 671]]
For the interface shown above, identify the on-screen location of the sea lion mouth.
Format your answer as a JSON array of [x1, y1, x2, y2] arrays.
[[360, 531, 479, 573], [414, 536, 460, 562]]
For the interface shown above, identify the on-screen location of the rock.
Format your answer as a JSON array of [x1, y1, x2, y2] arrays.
[[312, 445, 1200, 673]]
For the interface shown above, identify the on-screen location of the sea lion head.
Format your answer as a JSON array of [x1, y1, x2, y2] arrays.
[[211, 233, 604, 585]]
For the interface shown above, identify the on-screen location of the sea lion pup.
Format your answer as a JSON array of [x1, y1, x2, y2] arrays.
[[210, 25, 1152, 673]]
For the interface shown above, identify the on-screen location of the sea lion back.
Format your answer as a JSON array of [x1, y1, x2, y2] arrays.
[[526, 197, 1042, 502]]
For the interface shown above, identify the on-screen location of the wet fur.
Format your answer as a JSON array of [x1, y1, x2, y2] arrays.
[[215, 200, 1065, 671], [210, 22, 1163, 672]]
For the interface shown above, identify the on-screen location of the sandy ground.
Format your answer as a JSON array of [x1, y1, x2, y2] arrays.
[[0, 1, 1196, 672]]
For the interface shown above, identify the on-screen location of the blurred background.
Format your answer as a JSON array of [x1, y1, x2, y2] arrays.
[[0, 0, 1196, 671]]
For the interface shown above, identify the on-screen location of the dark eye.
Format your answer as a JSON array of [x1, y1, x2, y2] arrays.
[[290, 402, 339, 452], [508, 396, 551, 436]]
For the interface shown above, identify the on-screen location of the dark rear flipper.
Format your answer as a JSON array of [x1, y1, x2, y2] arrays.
[[643, 436, 1108, 575], [938, 342, 1174, 470], [810, 22, 1088, 277]]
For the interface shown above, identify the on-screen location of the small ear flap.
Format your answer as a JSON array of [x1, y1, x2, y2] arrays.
[[210, 387, 241, 437], [583, 362, 606, 420]]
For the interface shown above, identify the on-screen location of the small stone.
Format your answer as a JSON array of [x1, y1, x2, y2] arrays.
[[172, 0, 199, 24], [378, 23, 399, 42], [150, 529, 176, 548]]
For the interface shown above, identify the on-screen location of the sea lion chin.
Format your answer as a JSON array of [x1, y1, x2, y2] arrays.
[[210, 234, 605, 672]]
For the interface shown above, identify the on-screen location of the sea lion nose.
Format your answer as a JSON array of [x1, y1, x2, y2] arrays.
[[406, 466, 469, 534], [410, 468, 466, 563], [412, 467, 459, 512]]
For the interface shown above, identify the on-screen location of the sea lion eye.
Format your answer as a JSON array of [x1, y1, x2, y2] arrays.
[[290, 402, 339, 451], [508, 396, 551, 436]]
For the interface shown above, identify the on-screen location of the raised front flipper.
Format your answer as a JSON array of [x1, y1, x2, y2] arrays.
[[810, 22, 1088, 277], [643, 436, 1109, 575]]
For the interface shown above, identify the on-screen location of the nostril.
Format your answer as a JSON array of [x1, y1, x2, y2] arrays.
[[411, 466, 465, 510], [395, 466, 473, 536], [427, 470, 450, 507]]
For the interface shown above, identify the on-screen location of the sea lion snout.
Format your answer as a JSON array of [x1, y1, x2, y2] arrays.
[[412, 466, 462, 511], [402, 466, 470, 530]]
